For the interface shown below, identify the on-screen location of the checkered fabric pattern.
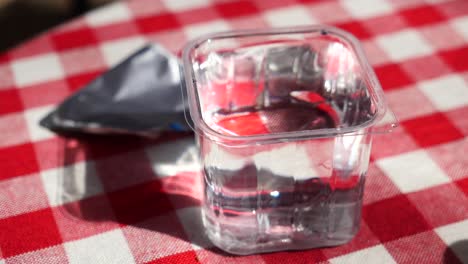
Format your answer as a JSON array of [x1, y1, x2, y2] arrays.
[[0, 0, 468, 263]]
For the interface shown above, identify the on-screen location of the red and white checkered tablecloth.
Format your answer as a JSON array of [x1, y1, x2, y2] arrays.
[[1, 0, 468, 263]]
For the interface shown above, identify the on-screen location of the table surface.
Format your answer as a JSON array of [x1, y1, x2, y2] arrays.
[[1, 0, 468, 263]]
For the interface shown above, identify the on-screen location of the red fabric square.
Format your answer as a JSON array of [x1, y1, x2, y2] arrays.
[[372, 128, 419, 159], [19, 80, 70, 109], [52, 195, 120, 242], [439, 46, 468, 73], [374, 63, 414, 91], [8, 35, 54, 60], [384, 86, 436, 123], [251, 0, 300, 12], [60, 47, 106, 77], [384, 231, 457, 264], [400, 56, 451, 82], [427, 140, 468, 181], [419, 22, 466, 52], [400, 5, 446, 27], [0, 173, 49, 219], [0, 89, 23, 115], [215, 1, 259, 19], [0, 208, 62, 257], [456, 177, 468, 197], [35, 137, 89, 172], [362, 40, 391, 67], [0, 64, 14, 90], [363, 14, 407, 36], [262, 249, 327, 263], [136, 13, 181, 34], [175, 7, 220, 25], [127, 0, 166, 18], [363, 163, 401, 204], [0, 143, 39, 180], [0, 52, 10, 63], [53, 17, 87, 34], [436, 0, 468, 18], [5, 245, 68, 264], [66, 70, 104, 93], [446, 106, 468, 137], [147, 30, 187, 55], [94, 21, 141, 42], [108, 180, 174, 225], [51, 27, 98, 51], [402, 113, 465, 148], [363, 195, 430, 242], [387, 0, 425, 10], [147, 251, 199, 264], [123, 212, 192, 262], [408, 184, 468, 227], [335, 21, 372, 40], [306, 1, 352, 24], [0, 112, 29, 150], [229, 15, 269, 30], [295, 0, 321, 3], [33, 137, 75, 171]]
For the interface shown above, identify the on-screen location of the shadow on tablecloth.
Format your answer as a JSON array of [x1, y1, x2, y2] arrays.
[[52, 133, 468, 262], [444, 240, 468, 264], [52, 132, 232, 256]]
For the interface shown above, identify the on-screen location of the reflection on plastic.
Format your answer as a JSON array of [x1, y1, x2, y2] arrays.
[[183, 26, 399, 145]]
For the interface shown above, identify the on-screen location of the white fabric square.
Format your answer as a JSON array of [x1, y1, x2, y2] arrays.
[[24, 105, 55, 141], [65, 229, 135, 264], [340, 0, 393, 19], [436, 220, 468, 261], [451, 16, 468, 41], [12, 54, 64, 87], [85, 2, 132, 27], [376, 30, 433, 61], [146, 137, 199, 178], [330, 245, 397, 264], [163, 0, 210, 11], [264, 6, 316, 27], [40, 162, 103, 206], [377, 150, 450, 193], [100, 37, 146, 66], [254, 144, 318, 180], [176, 207, 212, 250], [418, 75, 468, 111], [184, 20, 231, 40]]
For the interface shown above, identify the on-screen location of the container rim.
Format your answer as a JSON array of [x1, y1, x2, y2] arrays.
[[181, 25, 396, 145]]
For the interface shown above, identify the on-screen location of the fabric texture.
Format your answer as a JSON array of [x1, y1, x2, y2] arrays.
[[0, 0, 468, 263]]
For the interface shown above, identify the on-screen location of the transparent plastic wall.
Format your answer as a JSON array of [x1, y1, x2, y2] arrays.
[[182, 26, 397, 254]]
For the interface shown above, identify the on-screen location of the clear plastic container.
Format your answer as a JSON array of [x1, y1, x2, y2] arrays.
[[181, 26, 397, 255]]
